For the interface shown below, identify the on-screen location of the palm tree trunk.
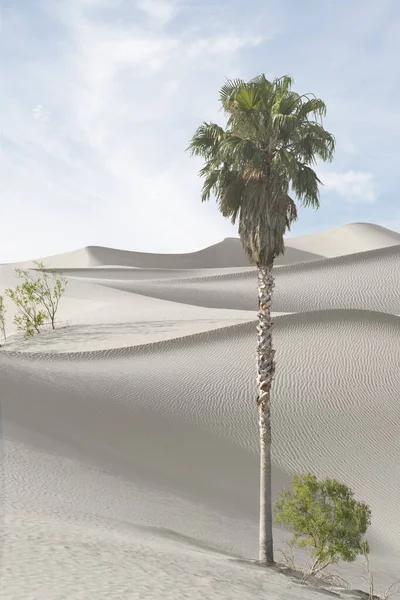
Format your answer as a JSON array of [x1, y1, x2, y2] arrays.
[[257, 263, 275, 565]]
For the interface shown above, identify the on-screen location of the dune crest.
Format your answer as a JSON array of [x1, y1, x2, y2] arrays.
[[6, 222, 399, 271], [285, 222, 400, 258]]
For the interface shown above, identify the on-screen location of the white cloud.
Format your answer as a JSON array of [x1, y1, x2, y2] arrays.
[[1, 0, 274, 262], [187, 34, 265, 58], [319, 171, 378, 204], [32, 104, 51, 127], [2, 0, 397, 263], [137, 0, 178, 24]]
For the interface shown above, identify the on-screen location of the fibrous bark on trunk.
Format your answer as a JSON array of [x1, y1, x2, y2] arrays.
[[256, 263, 275, 565]]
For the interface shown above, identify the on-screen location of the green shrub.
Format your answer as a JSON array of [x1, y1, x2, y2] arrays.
[[5, 262, 67, 338], [274, 473, 371, 576], [28, 261, 67, 330], [6, 280, 47, 337]]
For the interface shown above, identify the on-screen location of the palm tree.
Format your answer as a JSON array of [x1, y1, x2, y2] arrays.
[[187, 74, 335, 565]]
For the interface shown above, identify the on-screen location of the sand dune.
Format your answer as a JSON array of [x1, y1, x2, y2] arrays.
[[285, 222, 400, 257], [1, 222, 399, 599], [83, 244, 399, 314], [3, 238, 319, 269], [6, 222, 399, 272]]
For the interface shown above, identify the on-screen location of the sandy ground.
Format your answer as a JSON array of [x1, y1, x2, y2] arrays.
[[0, 222, 399, 599]]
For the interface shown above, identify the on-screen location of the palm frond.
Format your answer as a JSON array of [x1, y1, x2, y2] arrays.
[[219, 78, 246, 109], [284, 194, 298, 230], [274, 75, 294, 95], [254, 74, 273, 106], [199, 169, 220, 202], [273, 91, 300, 116], [291, 122, 335, 163], [298, 97, 327, 121], [222, 176, 245, 223], [188, 73, 335, 265], [271, 112, 298, 137], [234, 86, 261, 111], [186, 122, 225, 157], [219, 134, 259, 166], [291, 163, 321, 208]]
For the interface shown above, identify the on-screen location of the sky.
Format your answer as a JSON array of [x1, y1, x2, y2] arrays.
[[2, 0, 400, 262]]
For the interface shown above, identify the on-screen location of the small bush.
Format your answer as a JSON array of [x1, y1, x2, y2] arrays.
[[6, 280, 47, 337], [5, 262, 67, 338], [274, 473, 371, 576], [29, 261, 67, 330]]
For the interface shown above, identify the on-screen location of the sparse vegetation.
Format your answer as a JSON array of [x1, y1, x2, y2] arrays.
[[277, 540, 349, 587], [360, 542, 400, 600], [6, 279, 47, 337], [0, 295, 6, 340], [27, 261, 67, 330], [5, 261, 67, 338], [274, 473, 371, 576]]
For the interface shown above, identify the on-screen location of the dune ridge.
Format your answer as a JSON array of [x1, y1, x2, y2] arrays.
[[2, 238, 318, 269], [87, 244, 399, 314], [1, 222, 400, 599], [6, 222, 399, 271]]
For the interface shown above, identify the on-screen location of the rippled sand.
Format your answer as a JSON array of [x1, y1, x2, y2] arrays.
[[1, 223, 399, 599]]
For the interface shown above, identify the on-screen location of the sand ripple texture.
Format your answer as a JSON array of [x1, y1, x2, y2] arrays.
[[1, 223, 399, 599], [104, 245, 400, 313]]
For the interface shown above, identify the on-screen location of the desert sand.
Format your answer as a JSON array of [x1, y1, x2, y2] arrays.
[[0, 222, 399, 599]]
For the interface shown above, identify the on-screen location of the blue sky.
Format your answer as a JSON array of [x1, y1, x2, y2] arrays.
[[2, 0, 399, 262]]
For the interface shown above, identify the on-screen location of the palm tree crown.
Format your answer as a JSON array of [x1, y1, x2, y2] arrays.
[[187, 74, 335, 265]]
